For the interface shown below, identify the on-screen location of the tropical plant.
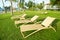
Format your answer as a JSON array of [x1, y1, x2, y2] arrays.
[[50, 0, 60, 7], [37, 3, 43, 10], [19, 0, 24, 8]]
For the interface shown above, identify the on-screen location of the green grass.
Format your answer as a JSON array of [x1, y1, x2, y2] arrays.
[[0, 10, 60, 40]]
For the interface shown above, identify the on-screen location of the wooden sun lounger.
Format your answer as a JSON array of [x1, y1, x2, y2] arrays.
[[20, 16, 56, 38], [15, 15, 39, 24], [11, 14, 27, 20]]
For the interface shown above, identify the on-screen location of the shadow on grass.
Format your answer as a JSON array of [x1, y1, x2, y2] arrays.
[[23, 30, 36, 37], [0, 38, 1, 40], [52, 19, 60, 32], [53, 19, 60, 40]]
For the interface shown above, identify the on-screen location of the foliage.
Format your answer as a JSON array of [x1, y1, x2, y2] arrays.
[[25, 1, 36, 10], [28, 1, 33, 8], [25, 2, 28, 7], [50, 0, 56, 5], [50, 0, 60, 8], [26, 1, 44, 10], [37, 3, 44, 10], [19, 0, 25, 8], [54, 0, 60, 8], [12, 0, 16, 1]]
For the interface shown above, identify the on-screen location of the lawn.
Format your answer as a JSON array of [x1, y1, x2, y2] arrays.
[[0, 10, 60, 40]]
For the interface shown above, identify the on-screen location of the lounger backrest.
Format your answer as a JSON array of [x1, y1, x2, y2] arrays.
[[31, 15, 39, 22], [41, 17, 55, 27], [21, 14, 27, 18]]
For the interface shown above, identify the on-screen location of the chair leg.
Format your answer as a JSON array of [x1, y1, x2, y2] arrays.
[[24, 27, 46, 38], [21, 27, 54, 38], [21, 31, 25, 38], [49, 26, 56, 32]]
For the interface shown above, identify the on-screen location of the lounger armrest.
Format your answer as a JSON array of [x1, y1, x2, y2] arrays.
[[49, 26, 56, 32]]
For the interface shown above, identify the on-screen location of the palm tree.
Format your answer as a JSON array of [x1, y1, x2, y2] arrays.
[[19, 0, 24, 8], [2, 0, 4, 8]]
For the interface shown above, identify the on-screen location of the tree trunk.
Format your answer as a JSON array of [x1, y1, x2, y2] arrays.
[[2, 0, 5, 10], [10, 0, 13, 16]]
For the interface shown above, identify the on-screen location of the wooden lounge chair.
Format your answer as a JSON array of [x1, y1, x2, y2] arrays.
[[20, 14, 27, 20], [15, 15, 39, 24], [11, 14, 27, 20], [20, 16, 56, 38]]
